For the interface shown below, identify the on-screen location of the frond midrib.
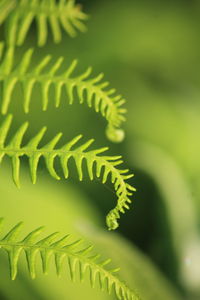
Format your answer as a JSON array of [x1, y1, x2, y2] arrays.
[[0, 72, 119, 122], [0, 146, 128, 195], [0, 239, 137, 300], [0, 115, 135, 229]]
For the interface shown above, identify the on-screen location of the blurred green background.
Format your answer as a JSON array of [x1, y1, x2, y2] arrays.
[[0, 0, 200, 299]]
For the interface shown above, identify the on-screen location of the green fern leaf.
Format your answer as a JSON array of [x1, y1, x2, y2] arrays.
[[0, 45, 126, 142], [0, 0, 87, 46], [0, 0, 16, 25], [0, 115, 135, 230], [0, 219, 141, 300]]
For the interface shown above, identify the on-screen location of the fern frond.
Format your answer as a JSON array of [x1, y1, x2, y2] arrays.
[[0, 115, 135, 230], [0, 0, 87, 46], [0, 219, 141, 300], [0, 46, 126, 142], [0, 0, 16, 25]]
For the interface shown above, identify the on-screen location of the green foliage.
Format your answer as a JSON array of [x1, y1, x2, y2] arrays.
[[0, 0, 87, 46], [0, 163, 185, 300], [0, 0, 15, 24], [0, 219, 140, 300], [0, 115, 135, 230], [0, 44, 126, 141], [0, 1, 141, 299], [88, 229, 183, 300]]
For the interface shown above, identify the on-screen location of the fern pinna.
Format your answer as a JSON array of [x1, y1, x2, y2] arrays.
[[0, 219, 140, 300], [0, 0, 87, 46], [0, 45, 126, 142], [0, 115, 135, 230]]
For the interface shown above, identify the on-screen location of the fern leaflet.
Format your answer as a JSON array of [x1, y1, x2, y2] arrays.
[[0, 0, 16, 25], [0, 219, 141, 300], [0, 0, 87, 46], [0, 115, 135, 230], [0, 45, 126, 142]]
